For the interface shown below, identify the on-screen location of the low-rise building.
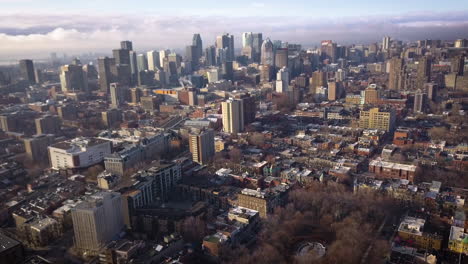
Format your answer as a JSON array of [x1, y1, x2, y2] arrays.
[[48, 137, 112, 170], [0, 232, 24, 264], [104, 144, 144, 176], [448, 225, 468, 254], [97, 171, 121, 190], [369, 159, 417, 182], [397, 216, 442, 251], [236, 186, 289, 218]]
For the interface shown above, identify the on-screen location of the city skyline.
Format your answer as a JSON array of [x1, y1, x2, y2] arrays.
[[0, 1, 468, 60], [0, 1, 467, 262]]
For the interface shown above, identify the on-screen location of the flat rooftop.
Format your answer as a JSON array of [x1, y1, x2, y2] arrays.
[[449, 225, 467, 242], [369, 159, 417, 172], [398, 216, 425, 236], [50, 137, 109, 152], [0, 232, 21, 253]]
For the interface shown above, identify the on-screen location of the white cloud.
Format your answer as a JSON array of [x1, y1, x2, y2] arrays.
[[251, 2, 266, 8], [0, 12, 467, 60]]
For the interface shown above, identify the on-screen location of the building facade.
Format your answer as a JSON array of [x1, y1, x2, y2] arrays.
[[222, 99, 244, 134], [71, 192, 124, 255], [359, 108, 396, 132], [189, 129, 215, 165], [48, 138, 112, 169]]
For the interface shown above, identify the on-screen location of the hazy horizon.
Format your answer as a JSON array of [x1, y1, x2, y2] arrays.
[[1, 0, 468, 60]]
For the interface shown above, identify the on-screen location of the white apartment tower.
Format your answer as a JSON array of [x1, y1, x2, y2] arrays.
[[221, 99, 244, 134]]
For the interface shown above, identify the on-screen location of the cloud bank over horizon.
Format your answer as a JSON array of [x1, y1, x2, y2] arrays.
[[1, 11, 468, 60]]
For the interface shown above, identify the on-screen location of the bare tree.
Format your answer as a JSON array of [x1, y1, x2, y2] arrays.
[[182, 216, 206, 245], [228, 148, 242, 163], [249, 133, 266, 148]]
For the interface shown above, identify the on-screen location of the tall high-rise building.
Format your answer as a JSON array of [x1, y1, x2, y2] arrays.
[[222, 99, 244, 134], [185, 45, 197, 70], [242, 32, 262, 62], [19, 59, 36, 84], [23, 134, 55, 164], [275, 48, 288, 69], [417, 56, 432, 89], [359, 108, 396, 132], [60, 64, 88, 93], [98, 57, 117, 93], [205, 46, 217, 66], [327, 80, 341, 101], [83, 64, 98, 80], [388, 57, 405, 90], [120, 40, 133, 51], [425, 83, 437, 101], [451, 55, 465, 76], [155, 70, 167, 87], [35, 115, 61, 135], [115, 64, 131, 87], [110, 83, 124, 108], [261, 38, 274, 66], [216, 33, 235, 61], [159, 49, 170, 68], [309, 71, 327, 94], [147, 50, 160, 71], [414, 90, 427, 113], [130, 88, 141, 104], [252, 33, 263, 63], [320, 40, 337, 62], [454, 39, 468, 48], [113, 49, 130, 65], [216, 48, 228, 65], [242, 32, 253, 48], [192, 34, 203, 63], [382, 36, 391, 51], [168, 53, 182, 68], [129, 50, 138, 84], [71, 192, 124, 255], [136, 54, 148, 72], [275, 67, 290, 93], [189, 129, 215, 165], [34, 69, 43, 84], [222, 61, 233, 81], [234, 93, 256, 125]]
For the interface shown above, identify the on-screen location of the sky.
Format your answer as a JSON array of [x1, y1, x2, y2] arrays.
[[1, 0, 468, 60]]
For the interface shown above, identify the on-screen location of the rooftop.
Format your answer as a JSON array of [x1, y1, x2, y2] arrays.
[[228, 206, 259, 219], [449, 225, 468, 242], [398, 216, 425, 236], [50, 137, 109, 153], [0, 232, 20, 254], [369, 159, 417, 172]]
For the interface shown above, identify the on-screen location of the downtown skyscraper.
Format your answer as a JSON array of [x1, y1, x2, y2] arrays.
[[388, 57, 405, 90], [216, 33, 235, 62], [261, 38, 274, 66], [19, 59, 36, 84], [98, 57, 117, 93], [192, 33, 203, 64], [242, 32, 262, 63]]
